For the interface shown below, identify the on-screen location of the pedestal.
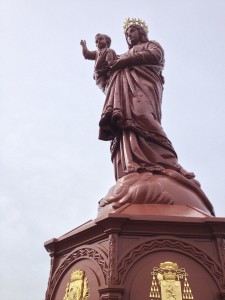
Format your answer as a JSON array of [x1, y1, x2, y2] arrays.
[[45, 204, 225, 300]]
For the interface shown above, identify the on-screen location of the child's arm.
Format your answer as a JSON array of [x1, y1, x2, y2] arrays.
[[106, 49, 117, 64], [80, 40, 96, 60]]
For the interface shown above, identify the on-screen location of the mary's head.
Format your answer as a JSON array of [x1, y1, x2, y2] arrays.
[[125, 24, 149, 49]]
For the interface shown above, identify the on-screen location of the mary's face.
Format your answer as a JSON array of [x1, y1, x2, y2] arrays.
[[126, 26, 141, 46]]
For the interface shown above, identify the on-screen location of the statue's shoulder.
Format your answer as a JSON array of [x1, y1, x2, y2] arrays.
[[147, 40, 164, 51], [146, 41, 165, 60]]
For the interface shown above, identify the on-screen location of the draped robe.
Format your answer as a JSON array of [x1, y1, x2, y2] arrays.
[[98, 41, 181, 180]]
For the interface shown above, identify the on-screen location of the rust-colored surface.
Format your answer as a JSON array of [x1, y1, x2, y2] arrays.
[[81, 20, 196, 182], [80, 20, 196, 182], [45, 204, 225, 300], [98, 171, 214, 216], [80, 19, 214, 216], [45, 19, 223, 299]]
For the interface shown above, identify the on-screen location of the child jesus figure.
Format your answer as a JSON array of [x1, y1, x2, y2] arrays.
[[80, 33, 117, 92]]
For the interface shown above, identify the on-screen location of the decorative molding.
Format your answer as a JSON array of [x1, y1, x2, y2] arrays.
[[99, 286, 124, 300], [117, 238, 223, 288], [46, 246, 108, 300], [217, 238, 225, 287], [45, 256, 54, 300], [108, 234, 118, 285]]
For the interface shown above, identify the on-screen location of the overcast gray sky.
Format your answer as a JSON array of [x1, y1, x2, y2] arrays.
[[1, 0, 225, 299]]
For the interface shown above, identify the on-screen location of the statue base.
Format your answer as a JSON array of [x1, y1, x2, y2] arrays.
[[45, 204, 225, 300], [98, 171, 214, 216]]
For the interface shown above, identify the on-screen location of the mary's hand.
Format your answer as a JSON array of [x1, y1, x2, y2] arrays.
[[110, 56, 132, 71]]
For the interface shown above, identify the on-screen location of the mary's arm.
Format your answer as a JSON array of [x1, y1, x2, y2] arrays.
[[110, 41, 164, 71]]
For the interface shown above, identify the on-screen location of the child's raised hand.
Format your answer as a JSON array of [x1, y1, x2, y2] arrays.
[[80, 40, 87, 47]]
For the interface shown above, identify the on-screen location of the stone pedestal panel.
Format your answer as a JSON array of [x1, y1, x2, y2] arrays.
[[45, 205, 225, 300]]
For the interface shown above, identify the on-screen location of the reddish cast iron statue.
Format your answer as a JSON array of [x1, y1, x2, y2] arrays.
[[80, 18, 214, 216]]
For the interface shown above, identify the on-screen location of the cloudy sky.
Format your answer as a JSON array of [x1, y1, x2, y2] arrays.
[[1, 0, 225, 299]]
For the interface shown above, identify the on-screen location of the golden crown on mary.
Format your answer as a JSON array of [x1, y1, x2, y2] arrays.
[[123, 18, 149, 33]]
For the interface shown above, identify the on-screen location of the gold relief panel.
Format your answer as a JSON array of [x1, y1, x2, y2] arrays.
[[149, 261, 194, 300], [63, 269, 90, 300]]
